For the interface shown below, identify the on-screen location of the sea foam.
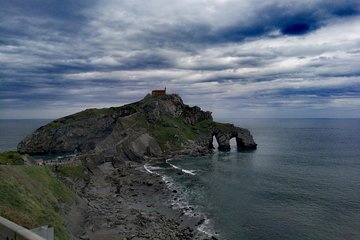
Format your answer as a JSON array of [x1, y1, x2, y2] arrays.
[[166, 158, 197, 175], [143, 162, 218, 239]]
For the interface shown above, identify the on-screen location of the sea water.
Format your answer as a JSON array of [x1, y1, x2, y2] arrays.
[[150, 118, 360, 240], [2, 118, 360, 239], [0, 119, 51, 152]]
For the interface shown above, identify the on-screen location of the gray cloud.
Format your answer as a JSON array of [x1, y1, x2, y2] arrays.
[[0, 0, 360, 118]]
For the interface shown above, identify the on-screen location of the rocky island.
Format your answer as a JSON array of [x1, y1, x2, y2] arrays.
[[18, 93, 256, 159], [16, 93, 257, 239]]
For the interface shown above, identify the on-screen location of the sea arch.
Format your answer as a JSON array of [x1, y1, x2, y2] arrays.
[[208, 125, 257, 151]]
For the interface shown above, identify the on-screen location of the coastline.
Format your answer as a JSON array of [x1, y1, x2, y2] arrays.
[[62, 158, 218, 240], [7, 94, 256, 239], [144, 158, 218, 239]]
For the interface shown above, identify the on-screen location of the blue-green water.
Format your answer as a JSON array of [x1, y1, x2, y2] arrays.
[[1, 119, 360, 239], [150, 119, 360, 240]]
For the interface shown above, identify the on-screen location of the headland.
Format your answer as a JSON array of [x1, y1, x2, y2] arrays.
[[11, 93, 257, 239]]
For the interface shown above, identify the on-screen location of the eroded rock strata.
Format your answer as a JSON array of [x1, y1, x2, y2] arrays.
[[18, 94, 257, 161]]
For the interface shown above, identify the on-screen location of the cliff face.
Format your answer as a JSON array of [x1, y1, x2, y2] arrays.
[[18, 94, 257, 162]]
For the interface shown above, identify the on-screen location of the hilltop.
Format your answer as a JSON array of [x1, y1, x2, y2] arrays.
[[18, 94, 256, 164]]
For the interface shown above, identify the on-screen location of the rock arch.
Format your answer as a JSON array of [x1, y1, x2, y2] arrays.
[[209, 124, 257, 152]]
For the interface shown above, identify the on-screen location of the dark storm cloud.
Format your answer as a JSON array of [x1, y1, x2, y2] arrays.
[[0, 0, 93, 22], [222, 0, 359, 38], [282, 23, 311, 35], [132, 0, 360, 46]]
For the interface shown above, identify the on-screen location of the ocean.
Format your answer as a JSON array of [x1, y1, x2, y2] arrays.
[[0, 119, 51, 152], [2, 118, 360, 239], [148, 118, 360, 240]]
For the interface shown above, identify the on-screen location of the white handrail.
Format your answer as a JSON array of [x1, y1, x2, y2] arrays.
[[0, 216, 46, 240]]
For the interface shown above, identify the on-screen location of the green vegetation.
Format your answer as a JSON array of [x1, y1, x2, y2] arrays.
[[46, 121, 63, 128], [213, 121, 234, 131], [44, 106, 127, 128], [0, 151, 24, 165], [120, 112, 149, 129], [149, 116, 191, 150], [42, 95, 172, 129], [58, 165, 88, 181], [150, 126, 183, 150], [150, 116, 213, 150], [68, 107, 120, 119], [195, 119, 215, 132], [0, 166, 75, 240]]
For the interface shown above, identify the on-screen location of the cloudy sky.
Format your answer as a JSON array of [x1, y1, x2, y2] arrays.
[[1, 0, 359, 119]]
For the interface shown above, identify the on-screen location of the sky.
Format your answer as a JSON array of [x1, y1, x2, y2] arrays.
[[0, 0, 360, 119]]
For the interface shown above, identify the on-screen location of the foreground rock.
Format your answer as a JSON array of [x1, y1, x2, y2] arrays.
[[18, 94, 257, 162], [60, 162, 209, 240]]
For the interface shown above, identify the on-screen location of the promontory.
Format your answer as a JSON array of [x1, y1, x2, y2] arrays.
[[17, 93, 257, 163], [13, 93, 257, 239]]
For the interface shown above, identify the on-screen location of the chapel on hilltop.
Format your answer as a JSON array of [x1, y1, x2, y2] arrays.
[[152, 87, 166, 95]]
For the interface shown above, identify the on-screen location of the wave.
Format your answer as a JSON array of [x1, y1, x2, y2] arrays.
[[161, 174, 218, 238], [143, 164, 162, 175], [143, 162, 219, 239], [197, 217, 217, 238], [166, 158, 197, 175]]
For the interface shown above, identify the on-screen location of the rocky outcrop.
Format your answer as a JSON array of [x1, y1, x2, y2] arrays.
[[17, 114, 116, 154], [116, 133, 162, 163], [211, 124, 257, 151], [18, 94, 256, 163]]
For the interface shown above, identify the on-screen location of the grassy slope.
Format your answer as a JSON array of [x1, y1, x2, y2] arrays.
[[0, 166, 75, 240], [45, 105, 128, 128], [150, 116, 214, 151], [57, 165, 89, 181], [0, 151, 24, 165]]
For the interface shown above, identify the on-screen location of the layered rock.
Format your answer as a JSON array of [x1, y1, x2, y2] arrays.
[[211, 124, 257, 151], [18, 94, 256, 163]]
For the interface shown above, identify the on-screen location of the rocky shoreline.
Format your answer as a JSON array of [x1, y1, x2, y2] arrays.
[[61, 158, 218, 240], [17, 94, 256, 239]]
